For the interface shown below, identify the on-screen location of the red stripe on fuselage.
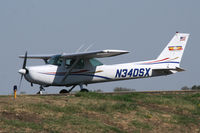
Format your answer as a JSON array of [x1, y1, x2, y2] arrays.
[[142, 58, 169, 64], [71, 70, 89, 74]]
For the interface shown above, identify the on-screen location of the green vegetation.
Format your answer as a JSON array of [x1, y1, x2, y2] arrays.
[[0, 92, 200, 132], [181, 85, 200, 90], [113, 87, 136, 92]]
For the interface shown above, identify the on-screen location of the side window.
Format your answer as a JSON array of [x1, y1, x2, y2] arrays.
[[65, 59, 74, 67], [57, 58, 63, 66], [75, 59, 84, 69], [65, 59, 84, 69], [89, 58, 103, 67]]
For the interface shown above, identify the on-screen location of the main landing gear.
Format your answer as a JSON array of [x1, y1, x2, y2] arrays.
[[59, 84, 89, 94], [59, 85, 76, 94], [36, 84, 89, 94], [79, 84, 89, 92]]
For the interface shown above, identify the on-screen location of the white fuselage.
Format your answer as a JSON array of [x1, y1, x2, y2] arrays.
[[24, 60, 170, 87]]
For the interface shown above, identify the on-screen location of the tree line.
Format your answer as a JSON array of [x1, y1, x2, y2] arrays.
[[181, 85, 200, 90]]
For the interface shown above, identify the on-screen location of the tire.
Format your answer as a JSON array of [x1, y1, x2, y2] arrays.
[[80, 88, 89, 92], [36, 91, 43, 94], [59, 89, 69, 94]]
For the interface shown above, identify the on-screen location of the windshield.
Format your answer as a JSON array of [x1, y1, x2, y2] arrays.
[[47, 55, 63, 66]]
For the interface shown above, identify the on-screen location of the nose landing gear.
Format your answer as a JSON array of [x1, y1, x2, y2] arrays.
[[37, 86, 45, 94]]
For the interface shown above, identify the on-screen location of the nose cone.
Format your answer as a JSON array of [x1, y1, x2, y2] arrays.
[[18, 69, 26, 75]]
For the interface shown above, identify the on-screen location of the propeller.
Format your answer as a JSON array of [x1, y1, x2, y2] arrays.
[[18, 51, 28, 90]]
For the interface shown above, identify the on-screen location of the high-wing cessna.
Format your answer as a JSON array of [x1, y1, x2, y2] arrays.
[[19, 32, 189, 94]]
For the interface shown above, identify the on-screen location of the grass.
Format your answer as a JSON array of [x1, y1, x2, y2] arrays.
[[0, 92, 199, 132], [131, 120, 152, 129]]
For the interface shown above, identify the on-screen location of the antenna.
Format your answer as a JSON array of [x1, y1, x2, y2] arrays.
[[75, 44, 85, 53], [84, 42, 95, 52]]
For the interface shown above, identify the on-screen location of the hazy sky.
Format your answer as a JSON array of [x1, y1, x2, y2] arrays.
[[0, 0, 199, 94]]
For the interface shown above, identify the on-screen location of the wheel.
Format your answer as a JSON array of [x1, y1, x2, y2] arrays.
[[80, 88, 89, 92], [59, 89, 69, 94], [36, 91, 43, 94]]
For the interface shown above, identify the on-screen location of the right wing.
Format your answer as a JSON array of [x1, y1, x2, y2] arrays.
[[61, 49, 129, 59], [19, 49, 129, 59]]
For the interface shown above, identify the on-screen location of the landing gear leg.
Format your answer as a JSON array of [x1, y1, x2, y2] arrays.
[[79, 84, 89, 92], [68, 85, 76, 93], [37, 86, 45, 94]]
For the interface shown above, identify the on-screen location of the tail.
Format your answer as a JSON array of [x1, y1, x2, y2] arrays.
[[156, 32, 190, 67]]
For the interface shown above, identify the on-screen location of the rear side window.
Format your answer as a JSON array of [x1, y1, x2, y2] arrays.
[[89, 58, 103, 67]]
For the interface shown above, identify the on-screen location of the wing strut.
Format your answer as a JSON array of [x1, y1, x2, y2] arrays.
[[61, 58, 80, 82]]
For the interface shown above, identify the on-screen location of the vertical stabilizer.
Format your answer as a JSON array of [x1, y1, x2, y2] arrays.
[[156, 32, 190, 67]]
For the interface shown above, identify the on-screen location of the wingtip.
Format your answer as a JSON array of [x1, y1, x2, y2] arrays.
[[19, 55, 24, 58], [103, 49, 130, 53]]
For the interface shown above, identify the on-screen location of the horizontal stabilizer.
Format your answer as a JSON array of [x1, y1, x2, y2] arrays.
[[152, 67, 185, 76], [153, 67, 185, 72]]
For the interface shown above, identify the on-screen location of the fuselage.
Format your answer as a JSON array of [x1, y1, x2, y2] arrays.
[[24, 59, 170, 87]]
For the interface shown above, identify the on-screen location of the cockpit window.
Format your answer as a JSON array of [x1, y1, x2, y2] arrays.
[[89, 58, 103, 67], [47, 55, 63, 66]]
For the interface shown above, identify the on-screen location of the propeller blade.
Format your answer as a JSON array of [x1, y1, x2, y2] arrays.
[[22, 51, 27, 69], [18, 74, 23, 91], [19, 51, 27, 92]]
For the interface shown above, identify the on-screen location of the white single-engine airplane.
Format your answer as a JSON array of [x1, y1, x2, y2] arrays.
[[19, 32, 189, 94]]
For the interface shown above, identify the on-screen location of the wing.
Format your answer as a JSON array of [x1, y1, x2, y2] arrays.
[[61, 49, 129, 59], [19, 54, 58, 60], [19, 49, 129, 59]]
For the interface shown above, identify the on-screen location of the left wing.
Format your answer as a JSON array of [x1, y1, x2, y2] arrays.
[[19, 54, 57, 60]]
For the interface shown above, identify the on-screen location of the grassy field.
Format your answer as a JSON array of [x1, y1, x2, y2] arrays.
[[0, 92, 200, 133]]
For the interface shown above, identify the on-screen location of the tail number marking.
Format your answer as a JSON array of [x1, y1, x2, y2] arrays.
[[115, 68, 151, 78]]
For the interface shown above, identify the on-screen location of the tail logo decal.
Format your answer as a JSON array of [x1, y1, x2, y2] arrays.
[[168, 46, 183, 51], [180, 36, 186, 41]]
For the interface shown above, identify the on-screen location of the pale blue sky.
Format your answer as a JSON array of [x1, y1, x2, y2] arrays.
[[0, 0, 199, 94]]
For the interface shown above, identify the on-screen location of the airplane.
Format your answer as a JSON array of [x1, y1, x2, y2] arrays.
[[18, 32, 189, 94]]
